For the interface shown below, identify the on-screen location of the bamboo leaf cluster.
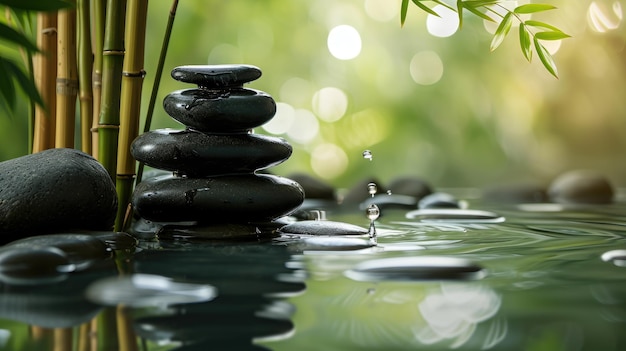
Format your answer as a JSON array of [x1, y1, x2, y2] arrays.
[[0, 0, 71, 113], [401, 0, 569, 78]]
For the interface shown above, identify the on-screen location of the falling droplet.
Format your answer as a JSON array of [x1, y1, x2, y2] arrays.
[[362, 150, 373, 161], [386, 190, 392, 195], [365, 204, 380, 243], [367, 182, 378, 198]]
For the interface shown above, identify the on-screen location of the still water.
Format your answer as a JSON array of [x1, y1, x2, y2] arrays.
[[1, 191, 626, 351]]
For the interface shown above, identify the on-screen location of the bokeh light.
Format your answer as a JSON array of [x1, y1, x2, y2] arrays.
[[287, 109, 320, 144], [311, 143, 349, 179], [327, 25, 362, 60], [364, 0, 398, 22], [588, 1, 623, 32], [312, 87, 348, 122], [262, 102, 294, 135], [409, 51, 444, 85], [426, 5, 459, 38]]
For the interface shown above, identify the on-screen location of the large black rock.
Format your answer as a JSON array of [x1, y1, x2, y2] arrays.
[[0, 148, 117, 238], [132, 174, 304, 223], [131, 129, 291, 176]]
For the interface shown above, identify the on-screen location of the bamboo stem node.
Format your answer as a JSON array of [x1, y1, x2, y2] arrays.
[[122, 69, 146, 78], [103, 49, 125, 56]]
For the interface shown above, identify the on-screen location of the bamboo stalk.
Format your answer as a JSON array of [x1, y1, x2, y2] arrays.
[[91, 0, 106, 159], [98, 0, 127, 179], [77, 322, 90, 351], [97, 307, 119, 351], [53, 328, 72, 351], [78, 0, 93, 154], [55, 3, 78, 149], [116, 0, 148, 230], [136, 0, 179, 185], [33, 12, 58, 153], [116, 305, 139, 351]]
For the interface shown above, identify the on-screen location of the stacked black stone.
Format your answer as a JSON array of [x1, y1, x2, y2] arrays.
[[131, 65, 304, 233]]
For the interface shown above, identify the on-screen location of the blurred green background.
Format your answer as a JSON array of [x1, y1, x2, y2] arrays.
[[1, 0, 625, 189]]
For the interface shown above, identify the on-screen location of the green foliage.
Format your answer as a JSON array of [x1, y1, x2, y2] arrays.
[[401, 0, 569, 78], [0, 0, 73, 114]]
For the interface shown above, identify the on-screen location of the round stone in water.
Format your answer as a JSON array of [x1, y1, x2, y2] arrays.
[[278, 220, 368, 236], [601, 250, 626, 267], [171, 64, 262, 88], [345, 256, 485, 282]]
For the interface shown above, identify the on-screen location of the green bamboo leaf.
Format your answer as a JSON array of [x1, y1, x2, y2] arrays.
[[534, 37, 558, 78], [0, 58, 17, 111], [463, 0, 500, 6], [457, 0, 463, 28], [401, 0, 409, 26], [519, 24, 532, 61], [525, 20, 564, 32], [465, 5, 496, 22], [535, 31, 571, 40], [514, 4, 557, 14], [410, 0, 440, 17], [0, 22, 39, 52], [0, 0, 74, 11], [490, 12, 512, 52], [1, 56, 44, 107], [430, 0, 455, 12]]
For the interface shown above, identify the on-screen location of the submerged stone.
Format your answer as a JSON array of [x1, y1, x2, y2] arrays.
[[278, 220, 368, 236], [171, 64, 262, 88], [345, 256, 485, 282], [0, 148, 117, 239], [548, 170, 614, 204], [163, 88, 276, 133], [406, 209, 504, 223], [289, 237, 375, 251], [387, 176, 433, 200], [418, 192, 460, 209], [360, 194, 418, 211], [0, 247, 74, 285], [482, 182, 548, 203], [5, 234, 111, 270], [131, 129, 291, 176], [286, 173, 336, 200], [132, 174, 304, 223]]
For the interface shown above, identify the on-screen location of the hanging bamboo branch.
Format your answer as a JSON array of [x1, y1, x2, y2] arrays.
[[55, 2, 78, 149], [136, 0, 179, 185], [32, 12, 57, 153], [91, 0, 106, 159], [116, 0, 148, 230], [77, 0, 93, 154], [98, 0, 126, 179]]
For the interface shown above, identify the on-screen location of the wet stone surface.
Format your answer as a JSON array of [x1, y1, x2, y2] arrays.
[[345, 256, 485, 282], [418, 192, 461, 209], [548, 170, 614, 204], [163, 88, 276, 133], [0, 247, 74, 285], [131, 129, 291, 176], [278, 220, 368, 236], [0, 148, 118, 240], [171, 64, 262, 88], [132, 174, 304, 223]]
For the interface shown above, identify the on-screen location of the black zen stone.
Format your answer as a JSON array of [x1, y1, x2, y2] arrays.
[[163, 88, 276, 133], [0, 148, 118, 238], [171, 64, 262, 88], [131, 129, 292, 176], [132, 174, 304, 223]]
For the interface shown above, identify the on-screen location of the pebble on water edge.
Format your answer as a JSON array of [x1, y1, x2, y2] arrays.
[[278, 220, 368, 236], [345, 256, 485, 282], [0, 247, 75, 285]]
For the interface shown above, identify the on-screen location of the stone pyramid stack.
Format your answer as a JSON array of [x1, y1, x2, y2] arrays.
[[131, 65, 304, 233]]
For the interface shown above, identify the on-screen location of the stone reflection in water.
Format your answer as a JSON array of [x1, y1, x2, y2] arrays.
[[128, 244, 303, 348], [85, 274, 217, 307], [406, 208, 505, 223], [346, 256, 486, 281]]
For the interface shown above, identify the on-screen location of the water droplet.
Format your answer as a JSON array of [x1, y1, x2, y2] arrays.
[[365, 204, 380, 242], [362, 150, 373, 161], [366, 204, 380, 221], [386, 190, 392, 195], [367, 182, 378, 197]]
